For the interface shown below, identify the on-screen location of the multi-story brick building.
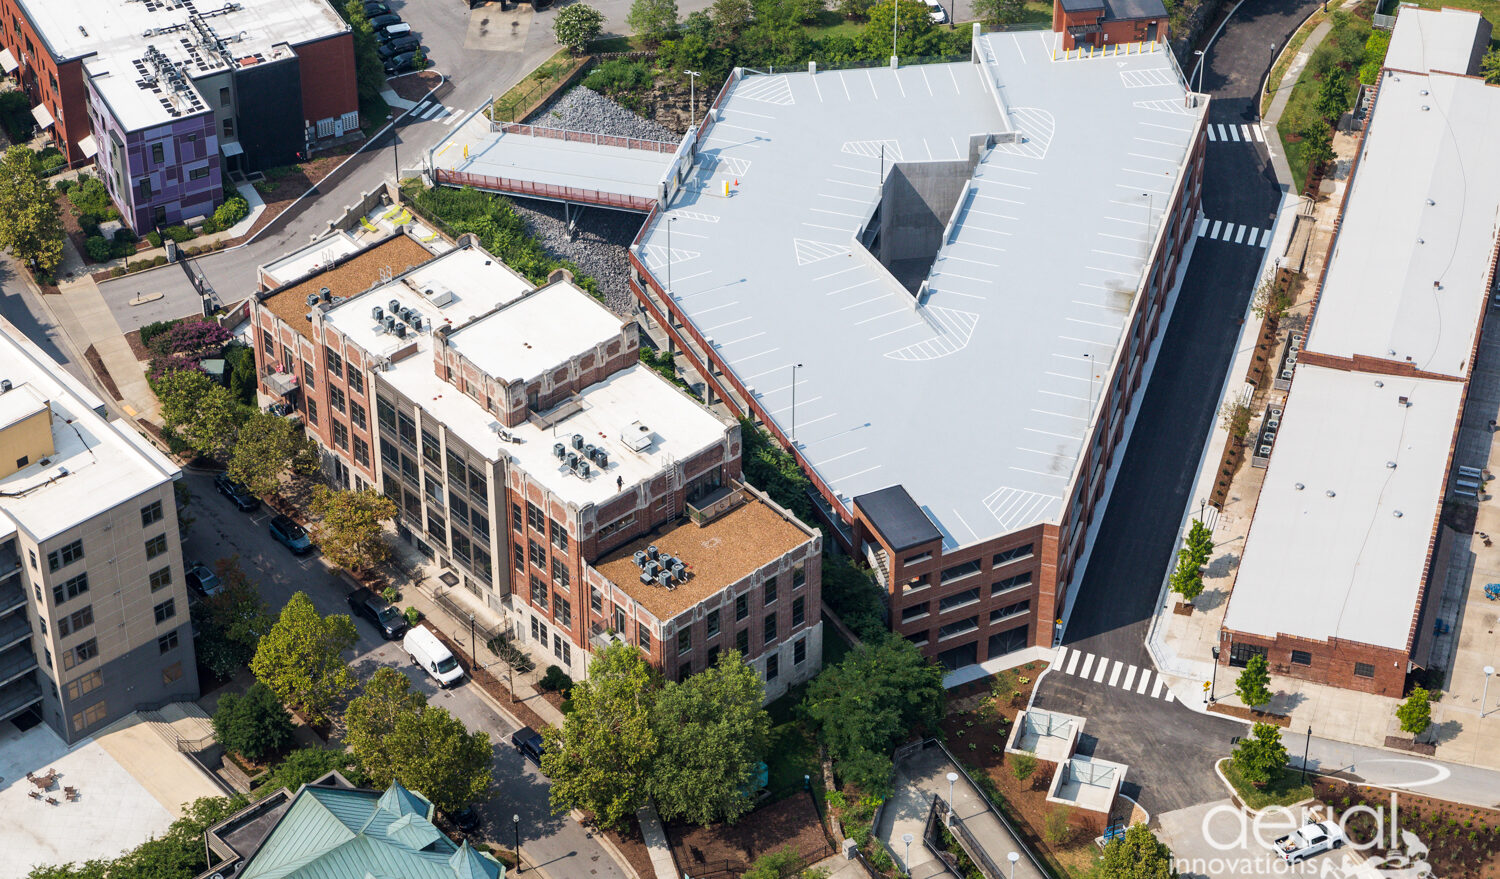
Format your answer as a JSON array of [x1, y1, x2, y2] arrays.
[[1052, 0, 1169, 51], [248, 231, 823, 697], [1218, 9, 1500, 698], [0, 0, 356, 229], [625, 28, 1206, 675], [0, 316, 196, 743]]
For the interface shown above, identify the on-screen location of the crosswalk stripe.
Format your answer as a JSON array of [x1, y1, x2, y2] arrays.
[[1166, 689, 1176, 703], [1259, 228, 1272, 248], [1235, 225, 1247, 244], [1079, 653, 1095, 678], [1055, 646, 1069, 671], [1092, 659, 1110, 683], [1216, 124, 1228, 140], [1206, 126, 1217, 142], [1109, 662, 1124, 687], [1136, 669, 1152, 694], [411, 100, 434, 117], [1209, 220, 1222, 239], [1152, 676, 1165, 698], [1066, 648, 1082, 675], [1249, 125, 1264, 142], [1122, 665, 1137, 690], [1221, 223, 1236, 241], [421, 102, 445, 119], [1196, 217, 1208, 237], [1229, 125, 1241, 142]]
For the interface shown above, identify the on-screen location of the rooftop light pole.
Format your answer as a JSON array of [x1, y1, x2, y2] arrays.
[[1008, 851, 1021, 879], [667, 215, 677, 297], [945, 772, 958, 825], [893, 0, 899, 61], [685, 70, 700, 128], [1142, 191, 1154, 232], [1193, 49, 1204, 94], [791, 363, 804, 445], [1484, 666, 1495, 717]]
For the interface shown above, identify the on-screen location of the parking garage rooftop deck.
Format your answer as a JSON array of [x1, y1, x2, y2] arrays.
[[634, 33, 1203, 549]]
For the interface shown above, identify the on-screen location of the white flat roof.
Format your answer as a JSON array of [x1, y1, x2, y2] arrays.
[[1383, 6, 1485, 74], [1223, 365, 1462, 652], [261, 232, 363, 288], [635, 34, 1202, 547], [447, 125, 675, 203], [0, 318, 179, 542], [447, 282, 626, 384], [1304, 71, 1500, 378]]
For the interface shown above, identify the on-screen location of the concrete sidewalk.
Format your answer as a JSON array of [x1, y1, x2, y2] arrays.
[[48, 273, 160, 422], [877, 745, 1045, 879]]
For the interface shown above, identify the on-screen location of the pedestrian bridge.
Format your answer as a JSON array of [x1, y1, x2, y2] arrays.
[[431, 116, 683, 212]]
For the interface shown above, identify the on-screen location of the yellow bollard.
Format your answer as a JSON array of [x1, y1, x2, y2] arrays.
[[463, 144, 469, 160], [723, 180, 730, 197]]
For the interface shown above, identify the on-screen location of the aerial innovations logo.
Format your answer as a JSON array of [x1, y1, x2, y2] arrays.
[[1182, 760, 1450, 878]]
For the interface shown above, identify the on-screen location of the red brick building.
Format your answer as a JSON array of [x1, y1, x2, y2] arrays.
[[1052, 0, 1168, 51]]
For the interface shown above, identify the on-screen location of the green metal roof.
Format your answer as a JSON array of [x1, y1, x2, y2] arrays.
[[239, 782, 503, 879]]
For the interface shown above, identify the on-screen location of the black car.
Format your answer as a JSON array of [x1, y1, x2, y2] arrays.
[[383, 51, 417, 74], [214, 472, 260, 512], [368, 12, 402, 29], [378, 36, 419, 60], [511, 726, 545, 767], [362, 1, 390, 15], [346, 587, 409, 640]]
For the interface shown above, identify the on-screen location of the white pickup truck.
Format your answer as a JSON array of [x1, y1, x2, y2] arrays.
[[1271, 821, 1346, 863]]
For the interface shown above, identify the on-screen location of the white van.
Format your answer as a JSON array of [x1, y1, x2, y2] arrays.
[[404, 626, 464, 687]]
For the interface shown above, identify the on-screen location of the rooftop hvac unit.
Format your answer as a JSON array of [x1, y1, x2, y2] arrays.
[[305, 293, 320, 306], [388, 298, 401, 313], [426, 286, 455, 307], [658, 572, 674, 590], [410, 315, 423, 331], [671, 562, 685, 580], [554, 443, 567, 459], [567, 452, 578, 468], [594, 449, 609, 468], [320, 287, 331, 302], [394, 324, 407, 339], [1259, 445, 1272, 456], [571, 434, 584, 451], [621, 421, 653, 452], [634, 551, 648, 568], [647, 545, 659, 560], [372, 305, 384, 321], [385, 316, 397, 330], [645, 560, 661, 577], [585, 443, 596, 459], [579, 461, 590, 478]]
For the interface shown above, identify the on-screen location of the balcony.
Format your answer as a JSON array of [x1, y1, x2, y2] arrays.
[[0, 674, 41, 724], [263, 369, 299, 397], [0, 578, 24, 618], [0, 612, 30, 652], [0, 641, 38, 688]]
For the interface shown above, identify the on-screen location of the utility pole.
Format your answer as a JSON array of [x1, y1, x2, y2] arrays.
[[685, 70, 700, 128]]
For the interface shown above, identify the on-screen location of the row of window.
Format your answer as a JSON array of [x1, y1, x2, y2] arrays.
[[936, 544, 1035, 586], [678, 635, 809, 683], [1231, 643, 1376, 680]]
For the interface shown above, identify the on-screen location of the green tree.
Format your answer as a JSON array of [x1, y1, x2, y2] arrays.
[[1232, 722, 1288, 787], [212, 682, 294, 763], [153, 368, 243, 458], [1316, 72, 1351, 121], [1186, 519, 1213, 567], [339, 1, 388, 104], [541, 642, 660, 829], [257, 747, 364, 797], [802, 634, 944, 795], [190, 556, 273, 680], [110, 795, 246, 879], [1299, 119, 1334, 172], [821, 553, 886, 641], [0, 145, 65, 273], [1396, 686, 1432, 740], [1234, 653, 1273, 710], [251, 591, 358, 725], [1097, 823, 1177, 879], [1044, 805, 1073, 844], [861, 0, 943, 58], [1169, 547, 1204, 605], [554, 3, 606, 52], [308, 486, 398, 573], [627, 0, 680, 45], [229, 411, 319, 498], [743, 846, 804, 879], [834, 0, 873, 19], [383, 704, 493, 815], [1483, 47, 1500, 85], [711, 0, 755, 37], [648, 650, 770, 824], [345, 667, 428, 785], [972, 0, 1028, 26], [1011, 750, 1038, 783]]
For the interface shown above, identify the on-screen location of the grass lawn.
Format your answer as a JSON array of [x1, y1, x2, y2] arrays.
[[360, 93, 392, 138], [765, 721, 822, 802], [1261, 6, 1334, 115], [1221, 758, 1314, 811], [493, 49, 588, 122]]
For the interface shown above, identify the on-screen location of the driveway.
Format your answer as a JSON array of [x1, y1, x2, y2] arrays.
[[181, 470, 627, 879]]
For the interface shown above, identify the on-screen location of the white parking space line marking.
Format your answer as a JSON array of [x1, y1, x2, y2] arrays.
[[719, 331, 765, 346], [831, 164, 878, 174], [813, 266, 861, 281], [1093, 659, 1110, 683], [831, 464, 881, 484], [744, 363, 797, 381], [810, 207, 864, 218], [802, 223, 849, 232], [686, 301, 736, 316], [941, 255, 999, 268], [865, 70, 879, 98], [1071, 300, 1119, 310], [768, 395, 821, 416], [1067, 317, 1121, 329], [816, 447, 868, 466], [715, 122, 768, 134], [1012, 32, 1027, 63], [1010, 466, 1068, 479], [838, 71, 851, 100], [1122, 665, 1137, 690], [796, 413, 837, 428], [811, 76, 823, 103], [733, 348, 781, 361], [826, 279, 878, 296], [868, 322, 923, 340], [1137, 670, 1152, 694], [921, 67, 934, 95], [1032, 408, 1088, 420], [854, 307, 909, 325], [1099, 232, 1146, 243], [671, 269, 712, 283], [1108, 662, 1123, 687], [840, 294, 887, 310], [1026, 426, 1081, 440], [1078, 653, 1095, 677], [703, 316, 752, 332]]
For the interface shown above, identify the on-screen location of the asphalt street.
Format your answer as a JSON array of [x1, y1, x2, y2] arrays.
[[181, 470, 627, 879], [1028, 0, 1323, 816]]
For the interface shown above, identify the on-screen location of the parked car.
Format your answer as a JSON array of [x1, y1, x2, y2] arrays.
[[368, 12, 402, 29], [378, 36, 419, 60], [185, 562, 222, 597], [404, 626, 464, 687], [362, 1, 390, 15], [346, 587, 409, 640], [924, 0, 948, 23], [511, 726, 545, 767], [214, 472, 260, 512], [451, 806, 483, 833], [269, 515, 313, 554], [383, 51, 417, 74], [376, 22, 413, 43], [1271, 821, 1345, 863]]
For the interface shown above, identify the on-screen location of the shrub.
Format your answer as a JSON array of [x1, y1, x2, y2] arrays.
[[540, 665, 574, 693], [152, 254, 168, 266], [381, 586, 400, 604], [404, 606, 421, 625], [84, 235, 112, 262], [583, 61, 653, 96], [213, 196, 250, 230], [147, 230, 163, 247], [78, 214, 101, 237], [109, 239, 134, 259], [212, 682, 295, 763], [70, 176, 114, 216], [163, 224, 197, 242], [54, 177, 77, 193], [110, 266, 126, 277], [139, 319, 181, 348]]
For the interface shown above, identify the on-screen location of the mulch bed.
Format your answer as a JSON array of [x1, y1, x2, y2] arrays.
[[1208, 703, 1291, 727], [124, 328, 152, 361], [1173, 602, 1195, 616], [1313, 778, 1500, 878], [391, 70, 444, 103], [1382, 735, 1436, 756], [424, 623, 553, 734], [667, 794, 832, 877], [233, 147, 359, 243], [83, 345, 123, 401], [601, 817, 659, 879]]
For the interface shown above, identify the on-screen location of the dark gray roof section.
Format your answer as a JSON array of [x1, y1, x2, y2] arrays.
[[1058, 0, 1105, 10], [1103, 0, 1167, 20], [856, 486, 943, 552]]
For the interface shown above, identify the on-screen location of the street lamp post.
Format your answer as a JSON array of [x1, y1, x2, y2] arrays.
[[666, 216, 677, 296], [945, 772, 958, 826], [902, 833, 914, 869], [1300, 725, 1312, 784], [1209, 646, 1220, 703], [1008, 851, 1020, 879], [1082, 353, 1097, 416], [684, 70, 700, 128], [1484, 666, 1496, 717], [791, 363, 803, 445], [1192, 49, 1204, 94], [469, 613, 476, 667], [513, 814, 523, 873], [1265, 42, 1275, 95]]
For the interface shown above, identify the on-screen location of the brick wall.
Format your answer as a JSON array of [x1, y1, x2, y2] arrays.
[[1217, 629, 1408, 698], [294, 32, 358, 131]]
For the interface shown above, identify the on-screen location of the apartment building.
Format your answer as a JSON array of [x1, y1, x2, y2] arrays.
[[0, 317, 196, 743], [249, 232, 823, 697], [0, 0, 356, 230], [626, 28, 1205, 674], [1218, 9, 1500, 698]]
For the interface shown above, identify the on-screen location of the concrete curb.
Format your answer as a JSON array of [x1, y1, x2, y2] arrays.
[[1188, 0, 1246, 88], [1212, 758, 1318, 818]]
